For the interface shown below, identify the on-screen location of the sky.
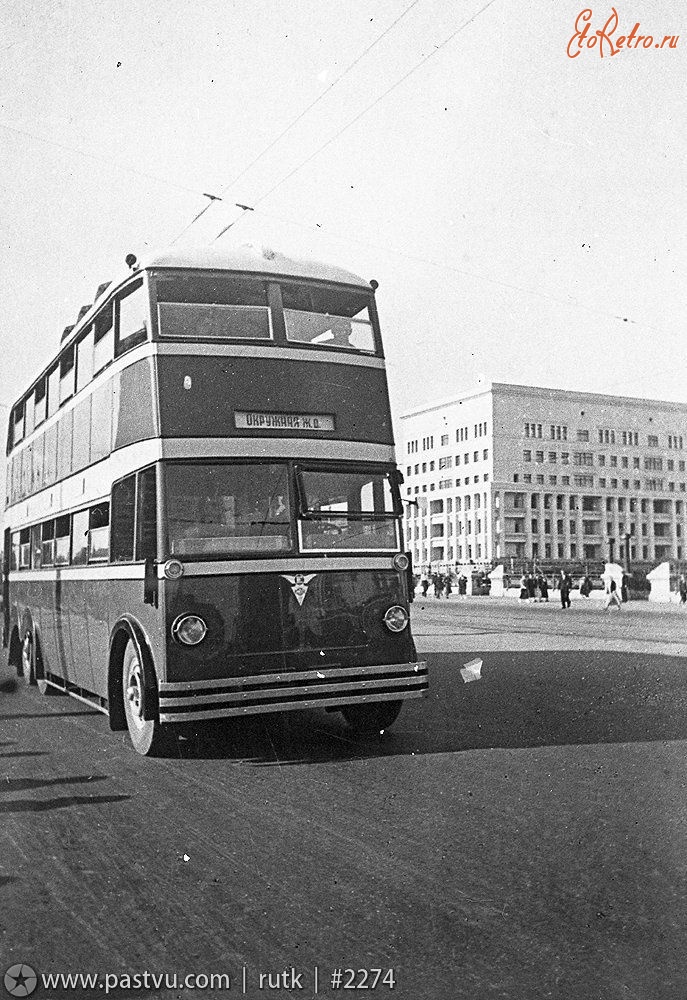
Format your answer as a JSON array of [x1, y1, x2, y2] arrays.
[[1, 0, 685, 437]]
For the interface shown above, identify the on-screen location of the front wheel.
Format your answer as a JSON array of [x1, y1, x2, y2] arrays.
[[341, 700, 403, 734], [122, 642, 167, 756]]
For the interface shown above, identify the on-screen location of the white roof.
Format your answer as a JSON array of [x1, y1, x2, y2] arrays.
[[138, 244, 371, 288]]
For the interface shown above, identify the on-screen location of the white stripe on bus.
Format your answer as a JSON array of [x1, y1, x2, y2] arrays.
[[159, 661, 428, 693], [157, 555, 399, 577], [6, 439, 397, 528], [8, 555, 398, 582], [153, 341, 386, 368]]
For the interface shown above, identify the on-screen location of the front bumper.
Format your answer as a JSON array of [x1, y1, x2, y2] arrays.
[[157, 660, 428, 723]]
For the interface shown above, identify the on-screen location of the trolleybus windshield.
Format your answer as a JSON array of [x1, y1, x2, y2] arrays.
[[297, 467, 399, 552], [165, 462, 292, 557]]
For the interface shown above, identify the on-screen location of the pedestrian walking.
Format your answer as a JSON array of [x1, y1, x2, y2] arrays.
[[679, 575, 687, 605], [519, 573, 528, 601], [526, 573, 536, 603], [580, 575, 592, 598], [458, 574, 468, 599], [538, 574, 549, 602], [443, 573, 453, 599], [559, 571, 572, 609], [605, 577, 623, 611], [433, 573, 444, 598]]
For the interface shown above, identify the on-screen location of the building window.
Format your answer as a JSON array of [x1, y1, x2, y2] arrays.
[[441, 434, 449, 446], [648, 435, 659, 447], [550, 425, 568, 440], [525, 423, 543, 438], [548, 452, 557, 463], [577, 429, 589, 442], [523, 450, 532, 462]]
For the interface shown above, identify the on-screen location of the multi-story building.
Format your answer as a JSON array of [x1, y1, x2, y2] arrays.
[[400, 383, 687, 571]]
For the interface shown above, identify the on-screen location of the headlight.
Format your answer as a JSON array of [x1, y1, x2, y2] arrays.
[[393, 553, 409, 572], [163, 559, 184, 580], [172, 614, 207, 645], [383, 606, 409, 632]]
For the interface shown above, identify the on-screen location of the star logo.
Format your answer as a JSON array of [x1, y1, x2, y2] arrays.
[[4, 964, 38, 997], [281, 573, 317, 606]]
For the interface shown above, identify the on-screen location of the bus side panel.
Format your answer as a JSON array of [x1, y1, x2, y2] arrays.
[[83, 577, 114, 695], [67, 579, 97, 693]]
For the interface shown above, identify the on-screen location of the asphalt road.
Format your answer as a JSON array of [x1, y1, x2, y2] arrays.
[[2, 599, 687, 1000]]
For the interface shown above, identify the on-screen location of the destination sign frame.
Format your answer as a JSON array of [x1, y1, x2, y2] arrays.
[[234, 411, 336, 432]]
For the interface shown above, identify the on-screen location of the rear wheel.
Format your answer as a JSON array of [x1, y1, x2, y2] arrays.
[[123, 641, 167, 756], [341, 699, 403, 734]]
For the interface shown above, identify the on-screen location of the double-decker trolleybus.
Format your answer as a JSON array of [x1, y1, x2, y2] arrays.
[[3, 245, 428, 754]]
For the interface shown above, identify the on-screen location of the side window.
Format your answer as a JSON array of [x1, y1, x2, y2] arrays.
[[24, 393, 35, 437], [55, 515, 71, 565], [115, 280, 149, 357], [93, 304, 114, 374], [111, 475, 136, 562], [30, 525, 42, 569], [71, 509, 90, 565], [137, 466, 157, 559], [12, 404, 24, 447], [41, 521, 55, 566], [47, 365, 60, 419], [59, 346, 75, 405], [76, 328, 94, 392], [18, 528, 30, 569], [89, 503, 110, 562], [34, 378, 47, 428], [10, 531, 20, 571]]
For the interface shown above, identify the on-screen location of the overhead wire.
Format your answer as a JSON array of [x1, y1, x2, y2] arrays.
[[204, 0, 424, 244], [213, 0, 501, 238], [245, 204, 659, 332], [0, 120, 221, 200]]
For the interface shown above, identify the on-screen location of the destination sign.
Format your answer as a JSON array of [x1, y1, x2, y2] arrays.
[[234, 411, 336, 431]]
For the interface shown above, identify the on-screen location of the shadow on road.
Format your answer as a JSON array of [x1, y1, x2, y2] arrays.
[[164, 649, 687, 764], [0, 794, 131, 814]]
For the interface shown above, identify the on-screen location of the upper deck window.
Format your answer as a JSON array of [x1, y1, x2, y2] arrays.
[[34, 378, 47, 428], [282, 285, 375, 352], [94, 303, 114, 374], [59, 346, 75, 405], [156, 274, 271, 341], [12, 404, 24, 447], [116, 280, 149, 357]]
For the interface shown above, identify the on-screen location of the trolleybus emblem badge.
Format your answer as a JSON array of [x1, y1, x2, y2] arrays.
[[281, 573, 317, 606]]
